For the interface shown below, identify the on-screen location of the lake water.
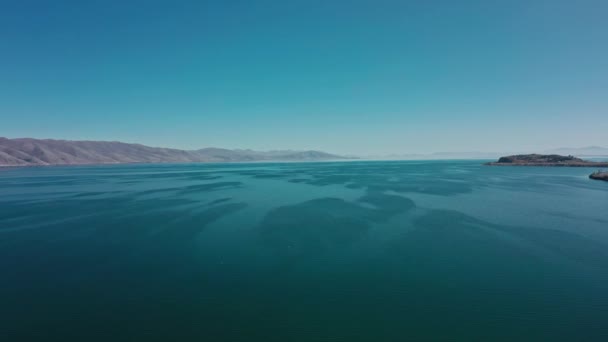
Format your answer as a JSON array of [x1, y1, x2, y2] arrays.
[[1, 160, 608, 341]]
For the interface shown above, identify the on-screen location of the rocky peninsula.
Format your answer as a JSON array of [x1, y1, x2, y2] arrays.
[[485, 154, 608, 167], [589, 171, 608, 181]]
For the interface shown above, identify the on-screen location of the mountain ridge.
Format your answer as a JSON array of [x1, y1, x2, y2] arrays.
[[0, 137, 347, 166]]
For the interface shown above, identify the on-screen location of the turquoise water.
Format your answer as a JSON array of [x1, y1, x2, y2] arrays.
[[1, 160, 608, 341]]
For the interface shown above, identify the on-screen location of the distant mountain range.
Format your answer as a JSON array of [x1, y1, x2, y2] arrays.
[[2, 137, 605, 167], [0, 138, 347, 166]]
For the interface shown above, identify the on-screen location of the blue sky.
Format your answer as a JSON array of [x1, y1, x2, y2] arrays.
[[1, 0, 606, 155]]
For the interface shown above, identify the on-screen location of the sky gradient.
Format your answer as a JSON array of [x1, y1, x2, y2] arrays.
[[1, 0, 607, 155]]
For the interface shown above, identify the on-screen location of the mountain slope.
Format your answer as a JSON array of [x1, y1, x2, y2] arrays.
[[0, 138, 346, 166]]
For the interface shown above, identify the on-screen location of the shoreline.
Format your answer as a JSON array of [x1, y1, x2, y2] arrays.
[[590, 171, 608, 181]]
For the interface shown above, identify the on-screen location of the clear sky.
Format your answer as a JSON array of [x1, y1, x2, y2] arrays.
[[1, 0, 606, 155]]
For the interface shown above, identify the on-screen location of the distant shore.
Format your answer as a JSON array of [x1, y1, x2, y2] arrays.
[[485, 154, 608, 167]]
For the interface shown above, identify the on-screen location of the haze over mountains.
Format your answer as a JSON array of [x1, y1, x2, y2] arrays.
[[0, 138, 346, 166], [367, 146, 608, 160]]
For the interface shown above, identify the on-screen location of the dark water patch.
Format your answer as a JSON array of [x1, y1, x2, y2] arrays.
[[0, 178, 105, 188], [178, 181, 243, 194], [104, 171, 222, 186], [116, 180, 140, 185], [112, 171, 219, 180], [0, 197, 247, 285], [70, 191, 123, 198], [365, 208, 608, 340], [411, 209, 608, 269], [305, 174, 354, 186], [288, 178, 311, 183], [229, 169, 296, 179], [252, 174, 286, 179], [0, 196, 199, 235], [208, 197, 232, 205], [183, 174, 222, 181], [237, 170, 275, 176], [258, 198, 371, 261], [0, 197, 248, 342], [0, 191, 79, 202], [367, 179, 473, 196], [541, 209, 608, 225], [275, 164, 474, 196], [257, 194, 416, 262], [358, 192, 416, 214], [136, 181, 243, 196], [136, 187, 180, 196], [496, 224, 608, 268], [153, 202, 248, 242]]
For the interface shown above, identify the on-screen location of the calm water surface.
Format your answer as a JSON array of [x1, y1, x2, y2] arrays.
[[1, 160, 608, 341]]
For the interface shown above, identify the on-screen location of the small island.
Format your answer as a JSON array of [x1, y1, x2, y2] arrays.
[[485, 154, 608, 167], [590, 171, 608, 181]]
